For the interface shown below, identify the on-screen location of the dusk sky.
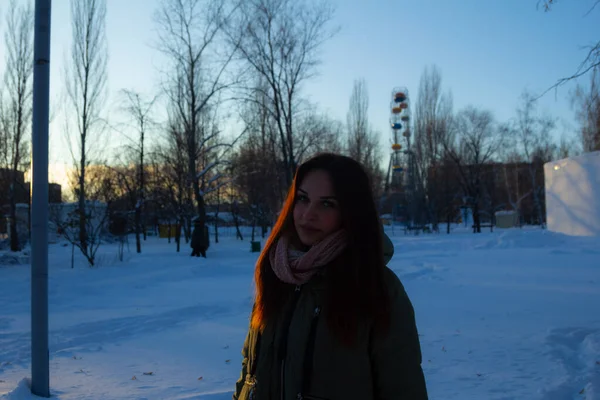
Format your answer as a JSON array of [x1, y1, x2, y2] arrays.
[[1, 0, 598, 187]]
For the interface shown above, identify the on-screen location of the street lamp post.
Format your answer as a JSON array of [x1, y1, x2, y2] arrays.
[[31, 0, 52, 397]]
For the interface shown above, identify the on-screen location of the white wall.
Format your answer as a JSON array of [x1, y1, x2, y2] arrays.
[[544, 151, 600, 236]]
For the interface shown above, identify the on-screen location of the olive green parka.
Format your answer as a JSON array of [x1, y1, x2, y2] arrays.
[[233, 251, 428, 400]]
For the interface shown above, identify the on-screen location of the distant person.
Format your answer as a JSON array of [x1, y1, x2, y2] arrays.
[[233, 153, 427, 400], [190, 220, 208, 258]]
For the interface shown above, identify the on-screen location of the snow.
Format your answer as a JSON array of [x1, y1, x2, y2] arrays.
[[197, 162, 217, 179], [494, 210, 516, 216], [1, 226, 600, 399], [0, 379, 34, 400], [545, 151, 600, 236]]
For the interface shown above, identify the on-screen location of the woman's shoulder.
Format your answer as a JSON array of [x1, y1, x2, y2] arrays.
[[382, 267, 412, 306], [382, 266, 402, 290]]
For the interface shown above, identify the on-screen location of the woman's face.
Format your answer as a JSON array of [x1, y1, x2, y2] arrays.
[[293, 169, 342, 246]]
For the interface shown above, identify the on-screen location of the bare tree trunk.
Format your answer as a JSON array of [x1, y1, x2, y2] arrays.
[[184, 211, 192, 244], [231, 201, 243, 241], [2, 0, 34, 252], [214, 186, 220, 244], [442, 158, 453, 234], [9, 191, 19, 251], [120, 90, 158, 248], [472, 202, 481, 233], [9, 151, 22, 252], [346, 78, 384, 194], [176, 217, 181, 253], [78, 148, 87, 253], [141, 129, 146, 241], [66, 0, 108, 261], [27, 189, 31, 242], [135, 204, 141, 253], [261, 222, 267, 238]]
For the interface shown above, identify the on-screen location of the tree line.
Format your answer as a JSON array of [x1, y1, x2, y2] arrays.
[[0, 0, 598, 264]]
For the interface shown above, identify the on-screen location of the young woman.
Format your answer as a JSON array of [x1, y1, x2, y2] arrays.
[[233, 153, 428, 400]]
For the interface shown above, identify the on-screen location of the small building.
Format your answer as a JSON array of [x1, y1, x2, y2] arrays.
[[495, 210, 519, 228]]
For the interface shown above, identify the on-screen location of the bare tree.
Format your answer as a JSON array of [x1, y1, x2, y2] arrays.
[[209, 182, 221, 244], [445, 106, 503, 233], [347, 78, 370, 162], [52, 200, 109, 267], [554, 133, 581, 158], [346, 78, 384, 196], [538, 0, 599, 92], [52, 164, 114, 267], [119, 90, 159, 252], [496, 147, 531, 226], [231, 140, 279, 240], [413, 65, 454, 230], [201, 131, 235, 248], [232, 82, 285, 235], [0, 0, 34, 251], [231, 0, 338, 187], [514, 90, 558, 225], [65, 0, 108, 262], [154, 0, 239, 256], [572, 67, 600, 152], [105, 161, 138, 252], [437, 152, 462, 234], [152, 119, 192, 253], [296, 109, 344, 162], [152, 108, 232, 253], [237, 77, 287, 203]]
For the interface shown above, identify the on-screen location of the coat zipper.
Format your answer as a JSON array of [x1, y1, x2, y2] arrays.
[[279, 285, 302, 400], [297, 306, 322, 400]]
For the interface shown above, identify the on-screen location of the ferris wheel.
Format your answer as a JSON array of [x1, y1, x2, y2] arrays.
[[386, 87, 411, 192]]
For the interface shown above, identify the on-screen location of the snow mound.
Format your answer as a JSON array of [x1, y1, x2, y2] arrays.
[[0, 379, 37, 400]]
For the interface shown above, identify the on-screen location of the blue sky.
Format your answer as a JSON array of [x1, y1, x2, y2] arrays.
[[305, 0, 598, 140], [1, 0, 598, 176]]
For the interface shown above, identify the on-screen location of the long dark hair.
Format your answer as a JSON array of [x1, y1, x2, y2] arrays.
[[251, 153, 391, 345]]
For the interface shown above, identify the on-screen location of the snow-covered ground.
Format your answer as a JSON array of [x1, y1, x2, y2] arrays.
[[1, 226, 599, 399]]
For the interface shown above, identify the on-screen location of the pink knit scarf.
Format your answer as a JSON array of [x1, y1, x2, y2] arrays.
[[269, 230, 348, 285]]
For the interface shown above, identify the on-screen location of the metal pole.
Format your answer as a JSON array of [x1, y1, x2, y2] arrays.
[[31, 0, 52, 397]]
